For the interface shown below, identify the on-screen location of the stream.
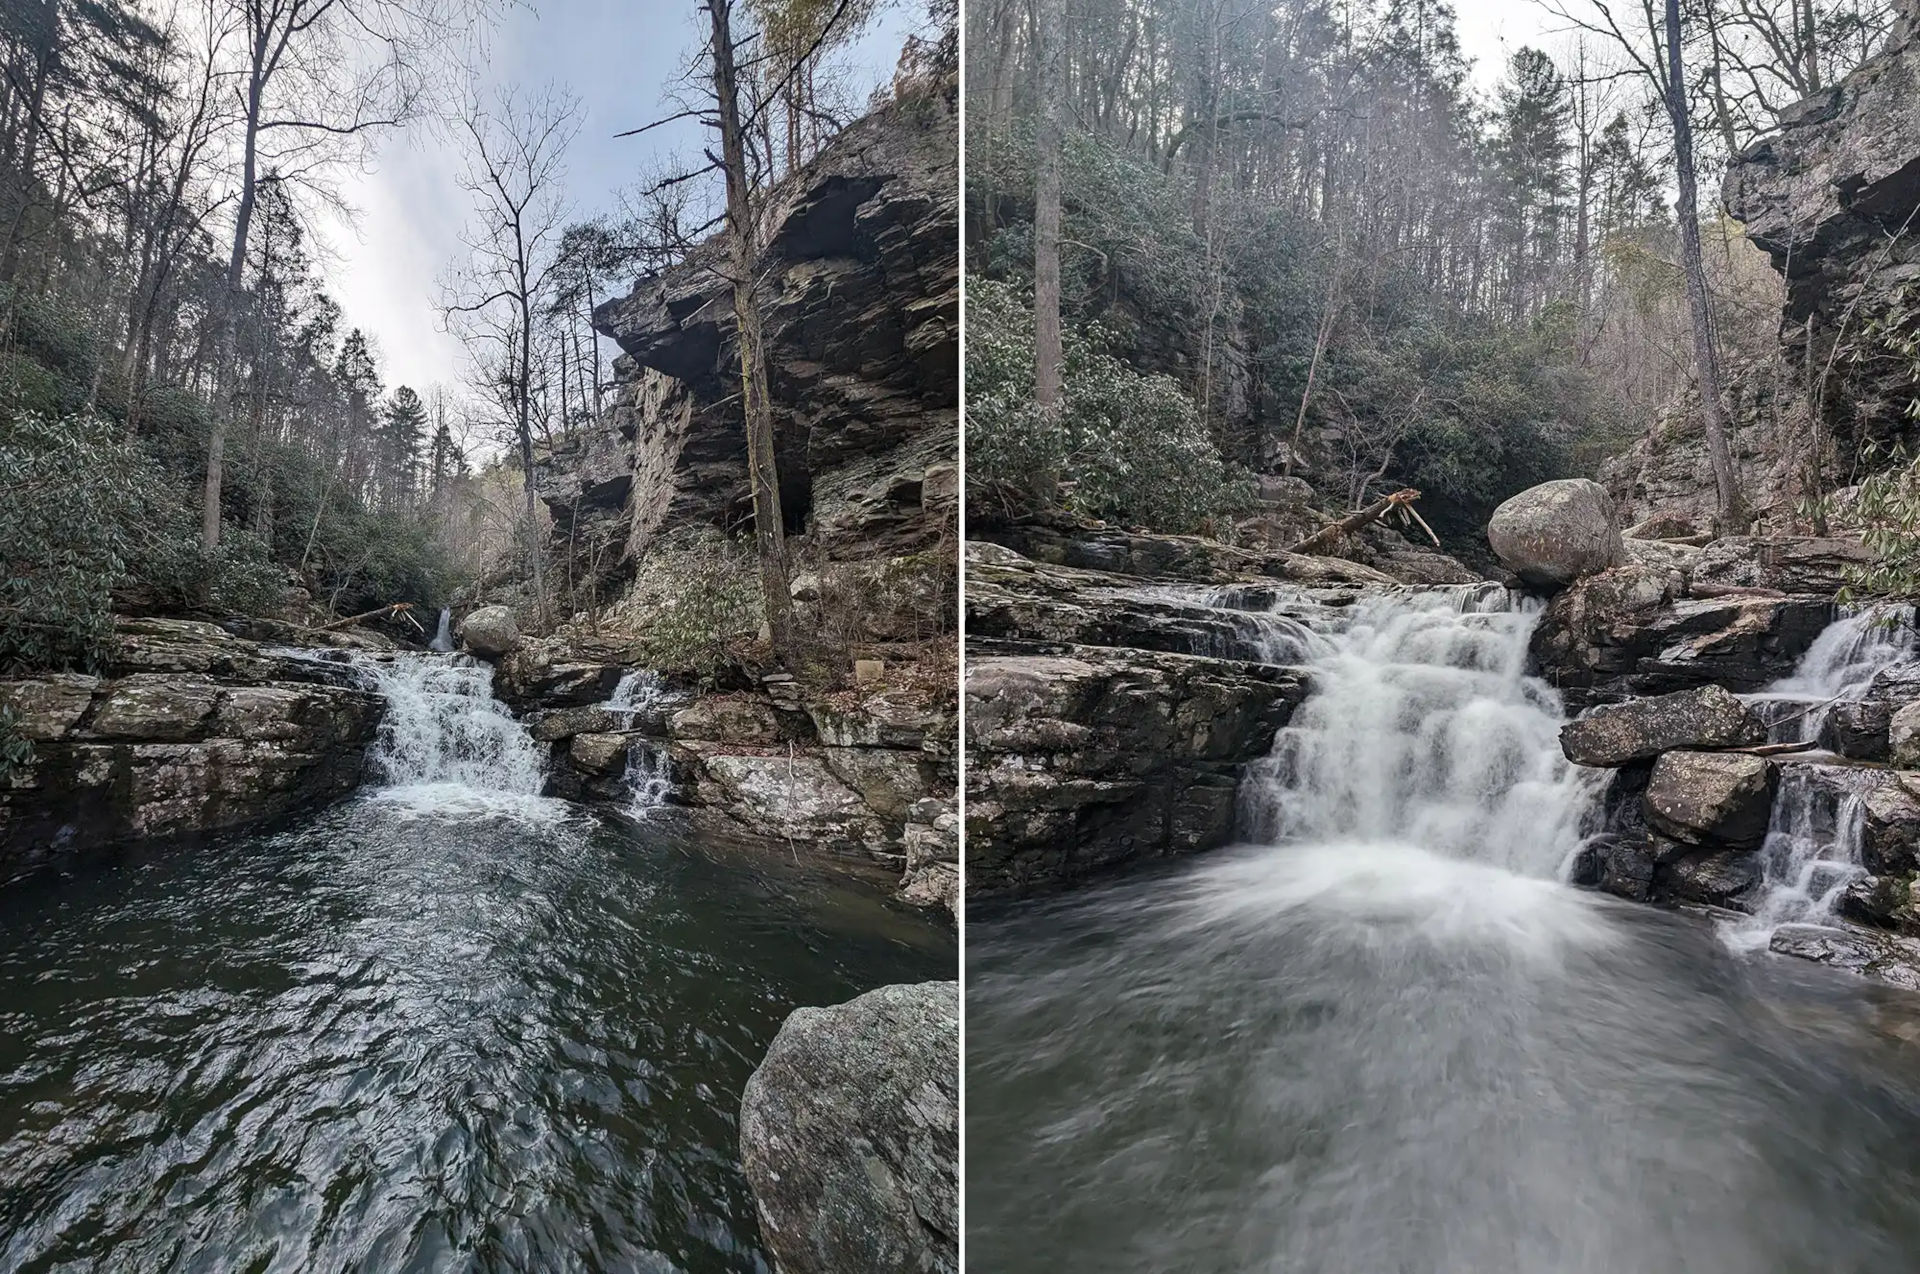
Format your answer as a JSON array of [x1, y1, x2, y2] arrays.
[[968, 587, 1920, 1273], [0, 654, 953, 1273]]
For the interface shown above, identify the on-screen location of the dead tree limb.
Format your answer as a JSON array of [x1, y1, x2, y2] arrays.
[[1289, 488, 1421, 556], [317, 602, 413, 632]]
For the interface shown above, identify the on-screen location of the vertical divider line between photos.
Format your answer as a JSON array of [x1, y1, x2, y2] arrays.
[[954, 0, 970, 1258]]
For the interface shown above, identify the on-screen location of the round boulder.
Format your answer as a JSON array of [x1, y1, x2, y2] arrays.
[[739, 980, 958, 1274], [1487, 478, 1626, 587], [457, 605, 519, 658]]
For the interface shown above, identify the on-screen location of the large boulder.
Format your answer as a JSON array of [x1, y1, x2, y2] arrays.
[[1560, 685, 1767, 768], [739, 981, 958, 1274], [458, 605, 519, 658], [1486, 479, 1625, 587], [1644, 751, 1778, 848]]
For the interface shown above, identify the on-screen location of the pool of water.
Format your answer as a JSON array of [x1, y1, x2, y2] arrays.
[[0, 793, 953, 1273]]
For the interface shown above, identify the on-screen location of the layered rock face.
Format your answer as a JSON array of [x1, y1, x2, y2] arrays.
[[1724, 5, 1920, 457], [738, 980, 958, 1274], [540, 85, 958, 572], [0, 619, 383, 876]]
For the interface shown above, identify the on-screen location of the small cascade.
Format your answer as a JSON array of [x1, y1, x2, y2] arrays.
[[602, 670, 676, 814], [1239, 585, 1598, 881], [429, 607, 455, 652], [623, 743, 674, 815], [1722, 763, 1877, 953], [356, 654, 547, 795], [1747, 605, 1916, 743]]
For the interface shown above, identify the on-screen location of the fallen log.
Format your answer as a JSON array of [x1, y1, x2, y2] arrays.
[[1289, 488, 1422, 556], [1724, 740, 1821, 757], [1687, 582, 1788, 600], [317, 602, 414, 632]]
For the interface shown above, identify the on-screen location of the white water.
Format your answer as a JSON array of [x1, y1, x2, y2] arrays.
[[355, 654, 551, 817], [1748, 605, 1916, 743], [429, 607, 455, 652], [1240, 586, 1600, 890], [603, 670, 675, 814], [1717, 606, 1919, 950]]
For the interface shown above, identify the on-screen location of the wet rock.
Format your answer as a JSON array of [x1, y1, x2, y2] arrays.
[[568, 732, 631, 776], [1644, 751, 1777, 848], [496, 646, 621, 709], [1819, 664, 1920, 761], [1560, 686, 1766, 768], [529, 705, 620, 743], [1839, 874, 1920, 933], [1532, 572, 1829, 706], [86, 674, 221, 741], [824, 747, 935, 821], [0, 674, 100, 739], [1892, 702, 1920, 769], [459, 605, 520, 658], [1486, 479, 1625, 588], [669, 695, 791, 746], [739, 980, 958, 1274], [691, 752, 881, 855], [966, 646, 1305, 897], [1863, 772, 1920, 876], [1768, 923, 1920, 991], [1664, 845, 1764, 908], [900, 798, 959, 916]]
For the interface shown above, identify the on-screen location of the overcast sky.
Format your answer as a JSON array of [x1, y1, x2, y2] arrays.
[[315, 0, 924, 400], [314, 0, 1552, 399]]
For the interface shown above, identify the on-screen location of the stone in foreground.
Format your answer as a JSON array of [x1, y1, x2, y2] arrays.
[[739, 980, 957, 1274], [1560, 685, 1767, 768], [1645, 751, 1777, 848], [1486, 478, 1625, 587]]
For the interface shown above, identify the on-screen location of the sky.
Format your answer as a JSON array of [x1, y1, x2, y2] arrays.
[[316, 0, 1550, 398], [316, 0, 926, 400]]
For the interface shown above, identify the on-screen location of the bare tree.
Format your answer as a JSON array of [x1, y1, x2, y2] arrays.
[[200, 0, 464, 550], [706, 0, 799, 659], [444, 84, 582, 633], [1033, 0, 1065, 414]]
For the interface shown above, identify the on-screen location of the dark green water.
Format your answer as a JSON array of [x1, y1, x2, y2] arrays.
[[0, 793, 953, 1273]]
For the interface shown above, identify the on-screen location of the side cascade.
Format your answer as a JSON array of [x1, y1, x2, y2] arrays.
[[604, 670, 676, 814], [1724, 606, 1919, 951]]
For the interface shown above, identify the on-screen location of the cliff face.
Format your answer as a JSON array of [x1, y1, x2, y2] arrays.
[[537, 85, 958, 568], [1724, 3, 1920, 456]]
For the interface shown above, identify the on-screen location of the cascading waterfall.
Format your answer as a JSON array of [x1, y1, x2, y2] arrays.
[[1719, 606, 1918, 950], [604, 669, 675, 813], [429, 606, 455, 652], [1747, 605, 1916, 743], [1239, 584, 1599, 881], [355, 653, 547, 802]]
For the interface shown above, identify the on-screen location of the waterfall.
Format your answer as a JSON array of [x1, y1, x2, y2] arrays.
[[355, 654, 547, 799], [429, 607, 454, 652], [603, 670, 675, 814], [1747, 605, 1915, 743], [1239, 586, 1598, 881], [1722, 764, 1878, 953]]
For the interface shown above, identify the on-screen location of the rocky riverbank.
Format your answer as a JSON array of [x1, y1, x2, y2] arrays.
[[0, 618, 386, 878]]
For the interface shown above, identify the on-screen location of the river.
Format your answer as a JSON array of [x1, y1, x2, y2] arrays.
[[968, 587, 1920, 1273], [0, 654, 953, 1273]]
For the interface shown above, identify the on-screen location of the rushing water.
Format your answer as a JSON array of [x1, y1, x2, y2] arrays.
[[604, 671, 677, 815], [969, 587, 1920, 1273], [429, 607, 455, 652], [0, 653, 952, 1273]]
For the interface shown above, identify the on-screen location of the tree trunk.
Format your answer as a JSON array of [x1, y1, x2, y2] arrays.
[[0, 3, 56, 288], [205, 66, 267, 552], [1664, 0, 1745, 531], [709, 0, 798, 662], [1033, 0, 1065, 414]]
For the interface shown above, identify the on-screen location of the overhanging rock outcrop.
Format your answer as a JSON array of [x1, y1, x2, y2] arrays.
[[539, 85, 958, 567], [1725, 1, 1920, 454]]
